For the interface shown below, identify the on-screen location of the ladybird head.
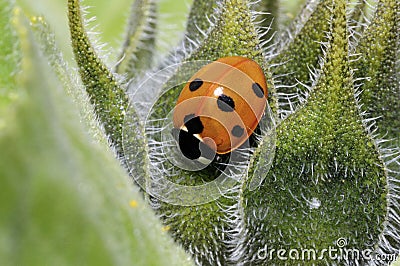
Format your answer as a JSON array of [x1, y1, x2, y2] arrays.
[[171, 128, 216, 164], [171, 114, 217, 164]]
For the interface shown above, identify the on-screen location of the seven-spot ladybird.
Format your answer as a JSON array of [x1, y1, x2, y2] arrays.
[[172, 56, 268, 162]]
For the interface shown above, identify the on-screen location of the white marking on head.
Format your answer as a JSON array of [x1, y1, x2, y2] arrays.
[[193, 133, 203, 141]]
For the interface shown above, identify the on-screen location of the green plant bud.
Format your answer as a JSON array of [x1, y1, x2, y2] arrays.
[[243, 0, 388, 264]]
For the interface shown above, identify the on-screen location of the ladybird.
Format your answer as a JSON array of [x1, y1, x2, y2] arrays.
[[172, 56, 268, 163]]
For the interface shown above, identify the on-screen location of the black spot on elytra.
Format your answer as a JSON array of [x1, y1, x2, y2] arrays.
[[252, 82, 264, 98], [231, 125, 245, 137], [183, 114, 204, 134], [217, 94, 235, 112], [171, 128, 215, 162], [189, 78, 203, 92]]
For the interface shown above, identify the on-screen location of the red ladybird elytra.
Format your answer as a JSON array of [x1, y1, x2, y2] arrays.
[[172, 56, 268, 162]]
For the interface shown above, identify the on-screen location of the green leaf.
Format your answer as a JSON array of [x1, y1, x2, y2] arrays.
[[30, 15, 107, 145], [243, 0, 387, 264], [0, 10, 193, 265], [160, 0, 216, 67], [349, 0, 367, 28], [353, 0, 399, 144], [184, 0, 216, 45], [115, 0, 157, 79], [253, 0, 280, 46], [67, 0, 129, 154], [0, 0, 20, 124]]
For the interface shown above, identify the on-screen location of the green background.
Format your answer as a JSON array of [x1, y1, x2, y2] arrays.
[[16, 0, 305, 62], [17, 0, 193, 61]]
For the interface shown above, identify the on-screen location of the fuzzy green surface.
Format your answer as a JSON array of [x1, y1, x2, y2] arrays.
[[115, 0, 157, 78], [68, 0, 129, 154], [349, 0, 367, 28], [0, 0, 20, 122], [353, 0, 399, 144], [0, 8, 193, 265], [184, 0, 216, 44], [254, 0, 280, 46], [243, 0, 387, 264], [17, 0, 139, 61], [30, 16, 108, 145], [270, 0, 332, 112]]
